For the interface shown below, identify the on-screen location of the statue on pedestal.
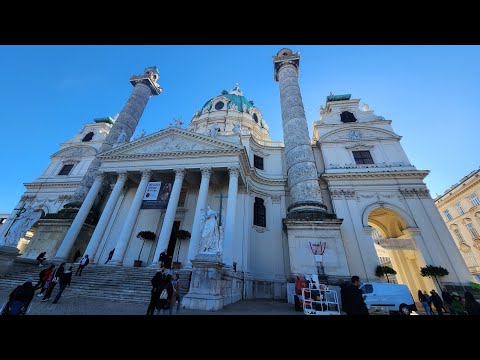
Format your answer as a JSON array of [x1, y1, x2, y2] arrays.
[[199, 205, 221, 254]]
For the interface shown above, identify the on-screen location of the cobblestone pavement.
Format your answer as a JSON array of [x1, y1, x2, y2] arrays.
[[0, 288, 301, 315]]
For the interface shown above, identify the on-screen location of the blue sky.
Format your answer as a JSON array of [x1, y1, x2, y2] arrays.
[[0, 45, 479, 213]]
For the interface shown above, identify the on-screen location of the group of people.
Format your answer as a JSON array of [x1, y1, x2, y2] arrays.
[[418, 288, 480, 315], [2, 250, 93, 315], [147, 268, 181, 316]]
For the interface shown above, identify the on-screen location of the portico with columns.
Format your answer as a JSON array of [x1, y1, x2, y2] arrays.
[[69, 128, 250, 272]]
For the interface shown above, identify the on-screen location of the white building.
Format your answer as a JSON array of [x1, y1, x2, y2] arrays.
[[0, 49, 473, 309]]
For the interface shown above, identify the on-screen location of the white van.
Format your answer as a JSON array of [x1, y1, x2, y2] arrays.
[[359, 282, 417, 315]]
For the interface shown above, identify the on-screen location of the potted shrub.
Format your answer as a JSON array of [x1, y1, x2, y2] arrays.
[[173, 230, 191, 269], [420, 264, 449, 289], [375, 265, 397, 283], [134, 230, 156, 267]]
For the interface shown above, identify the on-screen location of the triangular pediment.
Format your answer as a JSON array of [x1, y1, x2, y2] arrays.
[[98, 128, 242, 160]]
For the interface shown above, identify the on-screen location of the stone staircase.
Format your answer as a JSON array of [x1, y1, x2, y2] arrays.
[[0, 262, 192, 304]]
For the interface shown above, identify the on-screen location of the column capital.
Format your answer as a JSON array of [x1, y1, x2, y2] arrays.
[[200, 167, 212, 178], [174, 168, 186, 179], [129, 67, 163, 96], [95, 171, 105, 182], [117, 171, 128, 181], [141, 169, 152, 181], [228, 166, 240, 178], [273, 48, 300, 82]]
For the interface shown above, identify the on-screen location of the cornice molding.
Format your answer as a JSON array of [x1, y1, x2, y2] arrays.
[[319, 125, 401, 143], [24, 182, 81, 189], [322, 170, 430, 180], [435, 177, 480, 205]]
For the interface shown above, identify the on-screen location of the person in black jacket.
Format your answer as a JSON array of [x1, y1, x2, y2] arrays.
[[147, 271, 165, 316], [464, 291, 480, 315], [341, 275, 369, 315], [52, 266, 73, 304], [159, 249, 168, 268], [3, 278, 35, 315], [156, 274, 173, 315]]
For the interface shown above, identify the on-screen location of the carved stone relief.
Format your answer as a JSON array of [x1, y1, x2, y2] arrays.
[[131, 136, 206, 154]]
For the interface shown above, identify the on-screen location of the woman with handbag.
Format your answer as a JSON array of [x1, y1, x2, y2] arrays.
[[41, 263, 65, 302], [155, 274, 173, 315]]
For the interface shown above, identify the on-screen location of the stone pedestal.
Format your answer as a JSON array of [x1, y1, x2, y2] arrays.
[[182, 253, 225, 311], [283, 218, 349, 280], [0, 245, 20, 276]]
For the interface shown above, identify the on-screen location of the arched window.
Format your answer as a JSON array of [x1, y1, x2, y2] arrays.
[[340, 111, 357, 123], [254, 197, 266, 227], [253, 113, 259, 123], [82, 132, 94, 142]]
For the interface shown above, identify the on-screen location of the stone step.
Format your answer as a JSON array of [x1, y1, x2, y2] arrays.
[[0, 262, 177, 305]]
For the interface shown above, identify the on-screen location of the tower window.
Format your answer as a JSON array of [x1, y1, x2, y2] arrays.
[[58, 164, 74, 176], [254, 155, 264, 170], [353, 150, 374, 165], [254, 197, 266, 227], [82, 132, 94, 142], [340, 111, 357, 123], [215, 101, 224, 110], [253, 113, 259, 123]]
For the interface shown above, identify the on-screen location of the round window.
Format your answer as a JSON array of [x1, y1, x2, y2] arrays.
[[253, 113, 258, 123], [215, 101, 224, 110]]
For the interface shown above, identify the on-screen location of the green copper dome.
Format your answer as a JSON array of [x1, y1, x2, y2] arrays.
[[196, 84, 256, 115]]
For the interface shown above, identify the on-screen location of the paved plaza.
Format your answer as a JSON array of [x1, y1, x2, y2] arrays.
[[0, 287, 301, 315]]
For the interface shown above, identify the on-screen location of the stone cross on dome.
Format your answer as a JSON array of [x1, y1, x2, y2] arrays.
[[229, 83, 243, 96]]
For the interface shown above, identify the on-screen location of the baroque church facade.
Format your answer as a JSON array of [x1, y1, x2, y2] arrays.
[[0, 48, 473, 310]]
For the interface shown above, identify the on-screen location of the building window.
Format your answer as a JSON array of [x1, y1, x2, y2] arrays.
[[465, 251, 479, 268], [455, 202, 465, 215], [444, 209, 453, 221], [453, 229, 465, 243], [353, 150, 374, 165], [214, 101, 224, 110], [253, 197, 266, 227], [82, 132, 94, 142], [254, 155, 264, 170], [58, 164, 74, 176], [253, 113, 259, 123], [466, 223, 480, 238], [340, 111, 357, 123], [468, 193, 480, 207]]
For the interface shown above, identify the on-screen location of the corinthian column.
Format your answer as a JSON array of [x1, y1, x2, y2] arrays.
[[151, 168, 186, 266], [186, 167, 212, 266], [273, 48, 326, 218], [54, 172, 105, 262], [223, 166, 239, 267], [110, 170, 151, 265], [69, 67, 162, 205], [84, 171, 128, 262]]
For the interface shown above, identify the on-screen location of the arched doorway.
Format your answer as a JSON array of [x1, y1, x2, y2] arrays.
[[367, 206, 433, 299]]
